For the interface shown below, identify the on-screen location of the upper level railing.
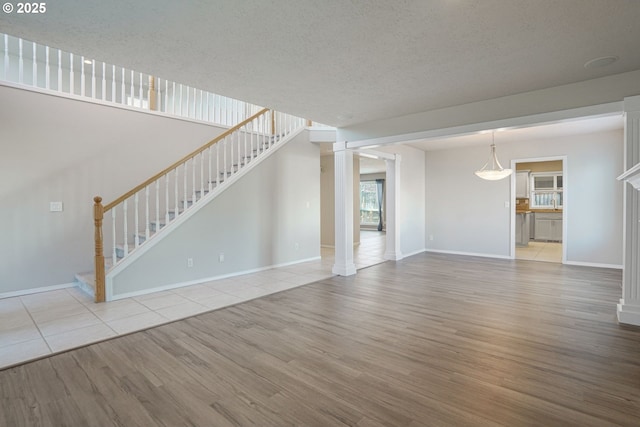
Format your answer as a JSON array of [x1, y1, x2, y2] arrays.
[[0, 33, 263, 126]]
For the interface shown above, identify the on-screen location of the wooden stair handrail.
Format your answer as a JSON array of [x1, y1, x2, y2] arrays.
[[93, 107, 270, 302], [103, 107, 270, 212]]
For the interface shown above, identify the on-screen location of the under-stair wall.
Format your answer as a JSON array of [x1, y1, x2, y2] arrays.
[[0, 84, 231, 296], [108, 130, 320, 299]]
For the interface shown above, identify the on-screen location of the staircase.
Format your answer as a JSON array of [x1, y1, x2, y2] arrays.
[[76, 109, 306, 301]]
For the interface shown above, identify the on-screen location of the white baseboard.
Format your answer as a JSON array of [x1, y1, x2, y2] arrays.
[[0, 282, 76, 300], [618, 300, 640, 326], [402, 248, 427, 258], [111, 256, 323, 301], [564, 260, 623, 270], [425, 248, 512, 260]]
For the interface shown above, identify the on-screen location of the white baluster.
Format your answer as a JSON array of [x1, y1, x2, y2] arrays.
[[45, 46, 50, 89], [193, 87, 197, 118], [237, 132, 241, 172], [192, 157, 196, 202], [155, 179, 160, 239], [172, 81, 176, 114], [123, 200, 129, 256], [199, 89, 203, 120], [164, 79, 169, 112], [121, 67, 125, 105], [144, 185, 149, 241], [208, 147, 212, 191], [185, 85, 190, 118], [3, 35, 8, 81], [91, 60, 96, 98], [101, 62, 106, 101], [18, 38, 23, 84], [32, 41, 37, 87], [244, 124, 247, 167], [249, 120, 254, 162], [183, 162, 188, 210], [111, 65, 116, 102], [69, 53, 74, 94], [165, 174, 170, 225], [134, 193, 140, 248], [80, 56, 85, 96], [174, 168, 179, 221], [230, 135, 234, 175], [57, 49, 62, 92], [223, 137, 227, 182], [112, 209, 117, 264], [200, 153, 204, 198], [139, 72, 143, 108], [204, 92, 209, 122], [214, 94, 220, 124], [179, 84, 183, 116], [216, 143, 220, 186], [130, 70, 134, 106]]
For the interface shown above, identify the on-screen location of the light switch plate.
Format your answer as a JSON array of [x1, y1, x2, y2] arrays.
[[50, 201, 63, 212]]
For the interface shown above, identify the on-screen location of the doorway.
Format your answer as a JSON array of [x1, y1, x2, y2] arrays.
[[512, 157, 566, 263]]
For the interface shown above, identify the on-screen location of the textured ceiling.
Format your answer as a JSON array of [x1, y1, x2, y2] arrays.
[[1, 1, 639, 127]]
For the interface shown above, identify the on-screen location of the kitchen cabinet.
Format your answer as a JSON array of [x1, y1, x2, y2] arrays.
[[534, 212, 562, 242], [516, 171, 530, 198], [515, 212, 531, 246]]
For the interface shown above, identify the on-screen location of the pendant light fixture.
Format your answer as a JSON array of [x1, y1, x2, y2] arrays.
[[475, 132, 512, 181]]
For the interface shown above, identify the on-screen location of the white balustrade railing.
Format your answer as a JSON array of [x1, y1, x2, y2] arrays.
[[0, 33, 263, 127], [93, 109, 305, 301]]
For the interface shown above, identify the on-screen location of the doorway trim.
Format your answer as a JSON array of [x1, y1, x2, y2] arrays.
[[510, 155, 568, 263]]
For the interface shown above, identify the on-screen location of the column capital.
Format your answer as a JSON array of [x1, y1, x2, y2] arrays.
[[333, 141, 348, 152]]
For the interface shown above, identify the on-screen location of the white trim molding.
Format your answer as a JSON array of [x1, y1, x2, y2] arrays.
[[619, 95, 640, 326], [0, 282, 76, 300]]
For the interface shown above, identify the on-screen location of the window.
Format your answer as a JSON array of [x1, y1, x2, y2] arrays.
[[530, 172, 563, 209], [360, 181, 382, 226]]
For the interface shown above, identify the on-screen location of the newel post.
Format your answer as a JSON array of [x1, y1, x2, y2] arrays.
[[93, 196, 106, 303], [270, 109, 276, 136]]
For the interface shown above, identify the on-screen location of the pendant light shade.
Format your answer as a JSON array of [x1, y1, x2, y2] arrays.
[[475, 132, 512, 181]]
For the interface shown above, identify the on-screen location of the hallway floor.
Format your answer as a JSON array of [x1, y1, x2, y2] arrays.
[[515, 241, 562, 263], [0, 231, 387, 370]]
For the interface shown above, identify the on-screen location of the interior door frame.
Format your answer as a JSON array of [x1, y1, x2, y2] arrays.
[[510, 155, 568, 263]]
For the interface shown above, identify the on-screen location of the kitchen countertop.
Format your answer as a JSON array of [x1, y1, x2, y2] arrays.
[[516, 210, 531, 214], [530, 209, 563, 213]]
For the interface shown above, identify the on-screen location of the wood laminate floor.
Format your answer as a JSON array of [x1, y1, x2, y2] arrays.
[[1, 253, 639, 426]]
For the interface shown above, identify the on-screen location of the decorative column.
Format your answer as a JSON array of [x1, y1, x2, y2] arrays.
[[618, 95, 640, 326], [332, 141, 357, 276], [384, 154, 403, 261]]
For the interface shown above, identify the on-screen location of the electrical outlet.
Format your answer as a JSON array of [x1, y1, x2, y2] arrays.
[[429, 235, 434, 241], [219, 253, 224, 263], [49, 201, 63, 212], [187, 258, 193, 268], [504, 201, 510, 208]]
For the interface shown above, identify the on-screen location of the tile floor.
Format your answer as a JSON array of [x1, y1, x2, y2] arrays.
[[1, 231, 386, 370], [515, 241, 563, 263]]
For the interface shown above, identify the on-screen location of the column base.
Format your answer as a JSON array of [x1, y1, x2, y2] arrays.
[[617, 299, 640, 326], [332, 263, 357, 276]]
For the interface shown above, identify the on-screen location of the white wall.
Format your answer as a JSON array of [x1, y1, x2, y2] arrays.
[[0, 84, 228, 294], [425, 129, 624, 266], [110, 133, 320, 297]]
